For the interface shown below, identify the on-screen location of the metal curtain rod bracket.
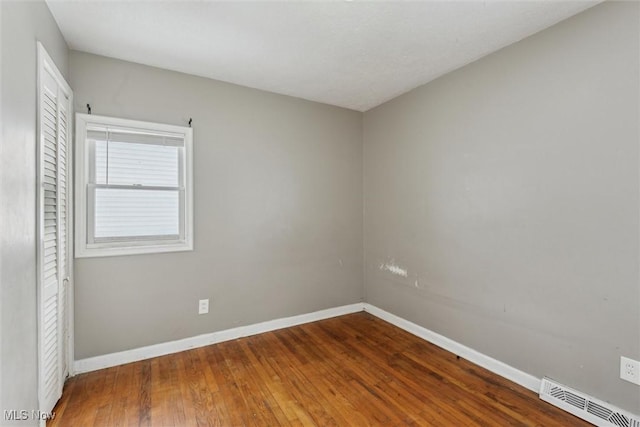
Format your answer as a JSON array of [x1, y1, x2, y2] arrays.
[[188, 118, 192, 128], [87, 104, 92, 115]]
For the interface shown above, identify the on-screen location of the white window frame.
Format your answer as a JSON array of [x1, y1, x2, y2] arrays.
[[75, 113, 193, 258]]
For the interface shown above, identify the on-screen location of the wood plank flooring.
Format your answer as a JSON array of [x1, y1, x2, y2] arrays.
[[49, 312, 588, 426]]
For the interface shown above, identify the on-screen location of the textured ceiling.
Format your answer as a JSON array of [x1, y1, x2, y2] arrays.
[[46, 1, 598, 112]]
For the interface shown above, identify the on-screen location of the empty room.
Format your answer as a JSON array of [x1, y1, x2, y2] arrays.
[[1, 0, 639, 425]]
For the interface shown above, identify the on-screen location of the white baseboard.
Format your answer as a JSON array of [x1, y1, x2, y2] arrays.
[[73, 302, 365, 374], [363, 303, 541, 393], [74, 301, 540, 397]]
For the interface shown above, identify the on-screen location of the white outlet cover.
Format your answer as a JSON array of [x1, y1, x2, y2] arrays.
[[620, 356, 640, 385], [198, 299, 209, 315]]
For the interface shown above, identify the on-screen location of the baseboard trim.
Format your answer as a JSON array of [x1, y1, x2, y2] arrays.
[[74, 301, 540, 395], [74, 302, 365, 374], [363, 303, 541, 393]]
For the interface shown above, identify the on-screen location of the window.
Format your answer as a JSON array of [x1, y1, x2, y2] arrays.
[[75, 114, 193, 257]]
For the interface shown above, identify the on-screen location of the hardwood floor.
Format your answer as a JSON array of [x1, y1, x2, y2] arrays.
[[50, 313, 588, 426]]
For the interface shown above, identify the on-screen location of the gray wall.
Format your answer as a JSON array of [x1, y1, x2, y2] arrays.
[[363, 1, 639, 413], [0, 0, 69, 422], [69, 51, 363, 359]]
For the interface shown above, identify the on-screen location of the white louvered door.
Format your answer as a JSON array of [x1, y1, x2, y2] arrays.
[[37, 42, 73, 415], [57, 79, 70, 382]]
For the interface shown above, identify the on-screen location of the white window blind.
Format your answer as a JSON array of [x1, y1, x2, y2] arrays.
[[94, 188, 180, 239], [76, 115, 193, 257]]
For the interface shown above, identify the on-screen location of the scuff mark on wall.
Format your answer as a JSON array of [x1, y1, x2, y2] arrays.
[[379, 259, 408, 278]]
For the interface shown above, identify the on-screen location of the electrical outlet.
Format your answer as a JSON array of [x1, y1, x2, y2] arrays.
[[620, 356, 640, 385], [198, 299, 209, 315]]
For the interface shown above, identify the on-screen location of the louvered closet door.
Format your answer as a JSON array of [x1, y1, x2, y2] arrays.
[[38, 43, 73, 414], [58, 84, 70, 381]]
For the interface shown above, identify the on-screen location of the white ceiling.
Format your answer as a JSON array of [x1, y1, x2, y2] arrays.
[[46, 1, 598, 112]]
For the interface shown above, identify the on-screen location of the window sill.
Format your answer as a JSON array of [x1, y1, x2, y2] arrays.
[[75, 241, 193, 258]]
